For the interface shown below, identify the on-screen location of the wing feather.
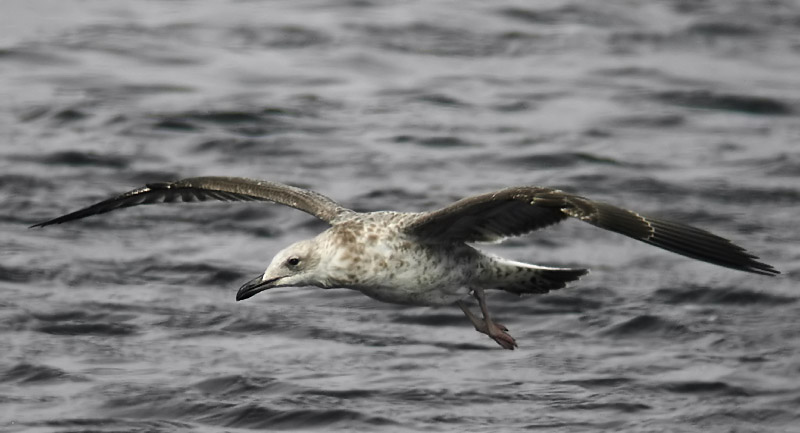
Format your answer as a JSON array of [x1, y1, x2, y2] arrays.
[[31, 176, 352, 227], [404, 187, 778, 276]]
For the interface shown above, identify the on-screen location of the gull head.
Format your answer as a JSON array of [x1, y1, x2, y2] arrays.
[[236, 239, 322, 301]]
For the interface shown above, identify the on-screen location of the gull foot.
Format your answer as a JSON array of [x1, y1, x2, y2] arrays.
[[472, 320, 517, 350], [487, 322, 517, 350]]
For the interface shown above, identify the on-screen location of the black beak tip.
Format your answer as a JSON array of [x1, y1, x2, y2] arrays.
[[236, 275, 279, 302]]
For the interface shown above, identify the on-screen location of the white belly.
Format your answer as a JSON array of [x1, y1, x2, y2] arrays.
[[354, 283, 471, 306]]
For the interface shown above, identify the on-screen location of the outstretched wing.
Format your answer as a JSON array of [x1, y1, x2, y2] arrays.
[[403, 186, 779, 276], [31, 176, 353, 227]]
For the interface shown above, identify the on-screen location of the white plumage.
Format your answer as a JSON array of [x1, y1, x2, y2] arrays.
[[32, 176, 778, 349]]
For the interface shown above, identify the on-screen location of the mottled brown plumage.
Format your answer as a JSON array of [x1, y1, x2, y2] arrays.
[[32, 176, 779, 349]]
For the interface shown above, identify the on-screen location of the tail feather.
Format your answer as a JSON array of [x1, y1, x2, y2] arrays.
[[483, 259, 588, 295]]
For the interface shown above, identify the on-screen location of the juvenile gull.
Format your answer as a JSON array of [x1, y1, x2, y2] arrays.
[[32, 176, 779, 349]]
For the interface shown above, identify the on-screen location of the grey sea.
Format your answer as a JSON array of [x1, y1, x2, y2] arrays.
[[2, 1, 799, 432]]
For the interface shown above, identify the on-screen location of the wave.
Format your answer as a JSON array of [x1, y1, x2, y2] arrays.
[[652, 285, 796, 306], [1, 363, 87, 384], [599, 314, 691, 339], [36, 322, 138, 336], [654, 90, 791, 116], [662, 380, 750, 396], [101, 380, 398, 430]]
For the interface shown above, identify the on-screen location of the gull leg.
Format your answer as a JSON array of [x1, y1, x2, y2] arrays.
[[457, 290, 517, 350], [456, 301, 509, 333], [474, 288, 517, 350], [457, 300, 487, 331]]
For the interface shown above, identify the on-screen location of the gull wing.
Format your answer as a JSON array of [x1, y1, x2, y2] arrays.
[[31, 176, 353, 227], [403, 186, 779, 276]]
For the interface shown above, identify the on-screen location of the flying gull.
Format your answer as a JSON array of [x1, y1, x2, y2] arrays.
[[32, 176, 779, 349]]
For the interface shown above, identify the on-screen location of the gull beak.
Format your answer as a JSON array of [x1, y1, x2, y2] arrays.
[[236, 275, 283, 301]]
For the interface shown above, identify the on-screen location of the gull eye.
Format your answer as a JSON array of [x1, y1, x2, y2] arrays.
[[287, 257, 300, 267]]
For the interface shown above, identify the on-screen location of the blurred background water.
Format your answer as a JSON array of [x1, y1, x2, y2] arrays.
[[1, 0, 799, 431]]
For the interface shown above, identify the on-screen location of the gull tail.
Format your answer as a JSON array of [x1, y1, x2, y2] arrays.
[[482, 258, 588, 295]]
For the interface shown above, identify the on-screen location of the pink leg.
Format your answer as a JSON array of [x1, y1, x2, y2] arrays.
[[457, 289, 517, 350]]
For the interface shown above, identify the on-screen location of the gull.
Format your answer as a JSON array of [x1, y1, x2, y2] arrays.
[[32, 176, 779, 349]]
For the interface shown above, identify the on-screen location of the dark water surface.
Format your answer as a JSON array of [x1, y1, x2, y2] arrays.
[[2, 1, 800, 432]]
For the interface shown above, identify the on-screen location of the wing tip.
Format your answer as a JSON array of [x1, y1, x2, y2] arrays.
[[743, 261, 780, 276], [29, 216, 76, 228], [29, 219, 58, 229]]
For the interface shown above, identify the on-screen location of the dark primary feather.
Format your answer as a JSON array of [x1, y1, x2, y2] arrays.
[[30, 176, 351, 227], [405, 187, 570, 242], [31, 179, 779, 276], [404, 187, 779, 276]]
